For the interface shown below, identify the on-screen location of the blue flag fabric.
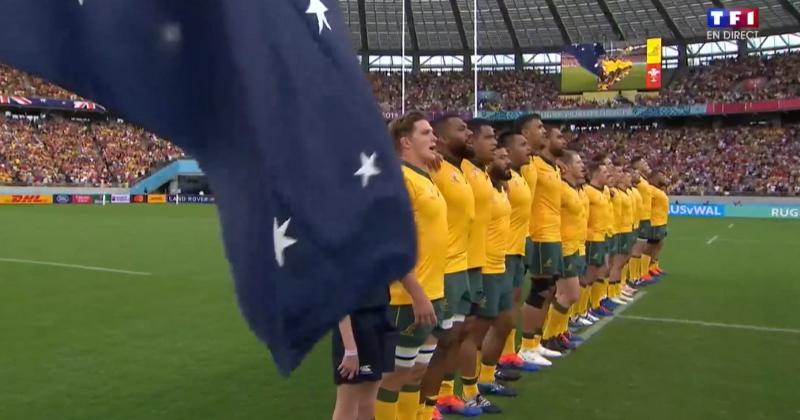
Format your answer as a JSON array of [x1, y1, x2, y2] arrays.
[[564, 43, 607, 77], [0, 0, 416, 375]]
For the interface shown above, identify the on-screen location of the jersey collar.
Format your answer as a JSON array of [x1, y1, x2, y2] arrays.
[[402, 161, 431, 180]]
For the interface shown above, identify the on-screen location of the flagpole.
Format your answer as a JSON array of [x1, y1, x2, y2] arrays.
[[473, 0, 478, 116], [401, 0, 406, 115]]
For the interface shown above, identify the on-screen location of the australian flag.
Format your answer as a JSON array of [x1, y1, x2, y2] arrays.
[[0, 0, 417, 375], [564, 43, 607, 77]]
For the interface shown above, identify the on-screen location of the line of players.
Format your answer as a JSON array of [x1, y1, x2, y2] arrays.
[[331, 112, 670, 420]]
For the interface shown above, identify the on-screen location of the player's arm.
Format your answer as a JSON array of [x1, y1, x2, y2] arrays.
[[400, 272, 437, 326], [337, 316, 359, 379]]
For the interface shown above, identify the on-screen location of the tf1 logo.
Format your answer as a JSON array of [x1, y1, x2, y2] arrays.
[[707, 8, 759, 28]]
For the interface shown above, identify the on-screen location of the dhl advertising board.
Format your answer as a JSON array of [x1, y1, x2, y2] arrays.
[[0, 194, 53, 205]]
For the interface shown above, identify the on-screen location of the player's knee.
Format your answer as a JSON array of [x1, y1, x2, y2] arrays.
[[562, 288, 580, 306], [394, 346, 420, 370], [416, 344, 437, 366], [525, 279, 550, 308], [494, 311, 514, 332], [512, 287, 522, 303]]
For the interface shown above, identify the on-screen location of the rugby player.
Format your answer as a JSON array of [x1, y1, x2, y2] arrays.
[[374, 112, 447, 420]]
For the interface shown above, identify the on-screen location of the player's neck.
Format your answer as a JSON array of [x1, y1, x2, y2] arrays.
[[437, 146, 462, 167], [470, 158, 487, 170], [401, 154, 428, 174], [490, 177, 501, 189], [539, 149, 557, 164]]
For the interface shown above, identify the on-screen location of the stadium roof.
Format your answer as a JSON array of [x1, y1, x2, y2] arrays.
[[342, 0, 800, 55]]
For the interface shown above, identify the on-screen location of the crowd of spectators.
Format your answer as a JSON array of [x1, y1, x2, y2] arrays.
[[5, 52, 800, 112], [0, 63, 82, 99], [0, 115, 184, 186], [653, 52, 800, 105], [575, 124, 800, 196], [367, 51, 800, 112], [2, 53, 800, 195]]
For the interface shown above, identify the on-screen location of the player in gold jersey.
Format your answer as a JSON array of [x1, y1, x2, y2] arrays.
[[374, 112, 446, 420], [504, 114, 548, 364], [540, 149, 586, 349], [466, 146, 521, 412], [646, 171, 670, 279], [423, 115, 483, 418], [580, 161, 610, 324], [456, 119, 515, 414], [496, 132, 539, 371], [631, 157, 656, 287], [622, 169, 643, 298], [568, 167, 591, 328], [587, 154, 615, 317], [609, 161, 633, 305], [606, 162, 634, 307], [518, 127, 569, 365]]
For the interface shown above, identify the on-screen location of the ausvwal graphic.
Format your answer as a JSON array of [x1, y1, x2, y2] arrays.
[[669, 203, 725, 217]]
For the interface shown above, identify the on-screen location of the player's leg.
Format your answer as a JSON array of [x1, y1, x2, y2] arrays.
[[542, 252, 581, 348], [630, 222, 647, 286], [590, 240, 613, 317], [648, 226, 667, 275], [456, 269, 486, 407], [519, 241, 564, 363], [376, 305, 432, 420], [332, 308, 398, 420], [638, 221, 655, 282], [577, 253, 595, 325], [421, 271, 480, 417], [476, 272, 519, 402], [499, 254, 529, 370], [354, 381, 382, 420]]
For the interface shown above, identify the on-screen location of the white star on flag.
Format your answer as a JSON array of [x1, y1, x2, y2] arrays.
[[306, 0, 332, 34], [273, 217, 297, 268], [354, 152, 381, 188], [77, 0, 84, 5]]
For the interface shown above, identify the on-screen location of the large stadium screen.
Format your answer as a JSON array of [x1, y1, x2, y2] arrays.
[[561, 38, 662, 93]]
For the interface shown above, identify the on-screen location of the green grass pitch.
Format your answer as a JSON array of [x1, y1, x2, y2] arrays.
[[561, 63, 646, 93], [1, 206, 799, 419]]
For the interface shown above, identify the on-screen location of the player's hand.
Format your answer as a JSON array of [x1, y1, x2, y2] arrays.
[[411, 295, 437, 326], [338, 351, 359, 380], [426, 151, 443, 171]]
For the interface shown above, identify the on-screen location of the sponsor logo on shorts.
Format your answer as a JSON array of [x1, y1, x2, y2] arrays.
[[359, 365, 374, 375], [399, 324, 416, 336]]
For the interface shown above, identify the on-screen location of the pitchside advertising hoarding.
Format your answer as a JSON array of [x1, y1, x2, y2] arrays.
[[167, 194, 215, 204], [670, 203, 800, 219], [110, 194, 130, 204], [0, 194, 53, 204]]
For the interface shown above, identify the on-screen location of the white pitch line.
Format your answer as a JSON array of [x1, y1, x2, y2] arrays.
[[706, 235, 718, 245], [0, 257, 152, 276], [618, 315, 800, 335], [575, 291, 648, 345], [728, 223, 734, 229]]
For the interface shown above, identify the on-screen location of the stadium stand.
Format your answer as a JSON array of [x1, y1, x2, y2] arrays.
[[0, 62, 82, 99], [2, 50, 800, 193], [0, 114, 184, 186], [576, 125, 800, 196]]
